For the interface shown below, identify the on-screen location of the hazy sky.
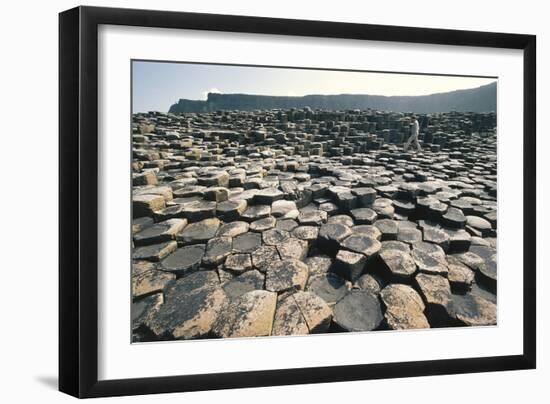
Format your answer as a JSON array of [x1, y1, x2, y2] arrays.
[[132, 61, 497, 113]]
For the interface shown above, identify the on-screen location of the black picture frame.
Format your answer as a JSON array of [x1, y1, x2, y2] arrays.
[[59, 6, 536, 398]]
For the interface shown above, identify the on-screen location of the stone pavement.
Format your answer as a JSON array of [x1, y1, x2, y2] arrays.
[[131, 108, 497, 341]]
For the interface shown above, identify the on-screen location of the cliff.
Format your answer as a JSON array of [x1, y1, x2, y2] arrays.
[[168, 81, 496, 114]]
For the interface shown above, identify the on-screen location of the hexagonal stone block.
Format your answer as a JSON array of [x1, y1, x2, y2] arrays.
[[222, 270, 265, 299], [177, 218, 220, 245], [133, 241, 178, 262], [133, 194, 165, 218], [216, 221, 249, 238], [133, 218, 187, 246], [272, 291, 333, 335], [333, 290, 383, 332], [265, 259, 309, 292], [251, 245, 281, 273], [161, 244, 205, 275], [143, 271, 226, 339], [212, 290, 277, 338], [224, 253, 253, 273], [379, 249, 417, 280], [277, 237, 309, 261], [202, 236, 233, 267]]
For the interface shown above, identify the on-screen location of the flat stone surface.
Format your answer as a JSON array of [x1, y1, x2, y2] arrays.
[[352, 225, 382, 240], [333, 290, 383, 332], [327, 214, 355, 227], [242, 205, 271, 222], [132, 217, 154, 234], [224, 253, 253, 273], [132, 265, 175, 299], [350, 208, 378, 225], [216, 221, 249, 238], [222, 270, 265, 299], [143, 271, 226, 339], [212, 290, 277, 338], [233, 232, 262, 254], [450, 293, 497, 326], [161, 244, 205, 275], [177, 218, 220, 245], [216, 200, 247, 221], [341, 234, 382, 257], [333, 249, 367, 281], [202, 236, 233, 267], [133, 194, 166, 218], [291, 225, 319, 241], [374, 219, 398, 240], [133, 241, 178, 262], [380, 283, 429, 329], [306, 273, 348, 304], [271, 200, 298, 218], [379, 249, 417, 280], [354, 274, 382, 295], [249, 216, 277, 232], [272, 291, 333, 335], [318, 223, 352, 254], [132, 107, 498, 340], [305, 255, 333, 281], [262, 228, 290, 245], [266, 258, 309, 292], [277, 237, 309, 260], [251, 245, 281, 272]]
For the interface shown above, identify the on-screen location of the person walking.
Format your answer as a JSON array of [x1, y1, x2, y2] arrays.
[[404, 115, 422, 152]]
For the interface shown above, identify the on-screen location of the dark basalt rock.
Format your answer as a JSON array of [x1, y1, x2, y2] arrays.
[[233, 232, 262, 254], [143, 271, 226, 339], [272, 291, 333, 335], [177, 218, 220, 245], [265, 258, 309, 292], [374, 219, 398, 240], [216, 200, 247, 221], [318, 223, 352, 255], [251, 245, 281, 272], [306, 273, 348, 304], [333, 290, 383, 332], [341, 234, 382, 257], [442, 207, 466, 228], [262, 228, 290, 246], [352, 224, 382, 240], [449, 293, 497, 326], [161, 244, 206, 275], [222, 270, 265, 299], [224, 253, 253, 273], [415, 273, 454, 326], [354, 273, 382, 295], [133, 241, 178, 262], [212, 290, 277, 338], [202, 236, 233, 267], [380, 283, 429, 330], [379, 249, 417, 281], [333, 249, 367, 281], [132, 107, 498, 340], [350, 208, 378, 225]]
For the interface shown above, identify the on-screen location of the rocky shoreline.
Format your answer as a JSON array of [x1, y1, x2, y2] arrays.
[[131, 108, 497, 342]]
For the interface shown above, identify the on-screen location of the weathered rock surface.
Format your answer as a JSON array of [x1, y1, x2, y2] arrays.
[[333, 290, 383, 332], [143, 271, 226, 339], [266, 259, 309, 292], [161, 244, 205, 275], [212, 290, 277, 338], [272, 291, 333, 335], [132, 108, 497, 341], [380, 284, 429, 329]]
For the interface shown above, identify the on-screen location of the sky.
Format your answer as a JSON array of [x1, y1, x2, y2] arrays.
[[132, 61, 497, 113]]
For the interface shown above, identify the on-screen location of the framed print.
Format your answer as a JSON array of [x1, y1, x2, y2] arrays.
[[59, 6, 536, 398]]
